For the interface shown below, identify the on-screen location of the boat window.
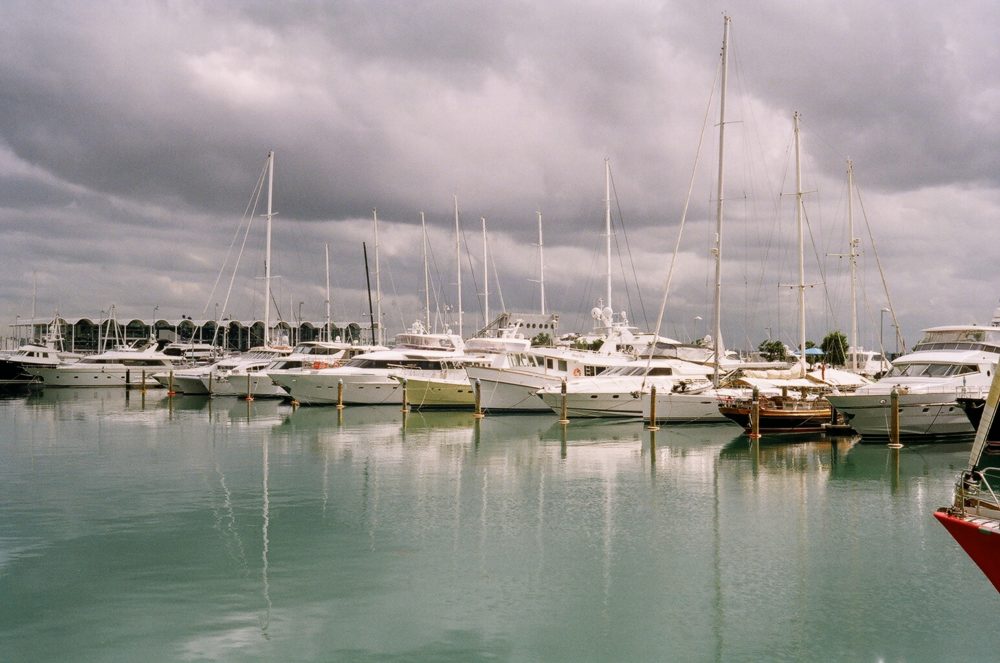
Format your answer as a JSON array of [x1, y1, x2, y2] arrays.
[[647, 367, 673, 376], [558, 360, 567, 372]]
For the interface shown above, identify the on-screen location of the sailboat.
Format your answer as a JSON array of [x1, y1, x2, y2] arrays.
[[718, 112, 843, 435], [168, 151, 294, 396], [641, 15, 775, 425], [935, 352, 1000, 591]]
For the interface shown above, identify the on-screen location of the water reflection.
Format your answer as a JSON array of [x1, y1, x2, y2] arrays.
[[2, 391, 995, 661]]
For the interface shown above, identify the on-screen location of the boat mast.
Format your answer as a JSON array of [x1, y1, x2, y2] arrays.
[[605, 158, 612, 314], [362, 242, 375, 345], [482, 217, 489, 329], [264, 150, 274, 348], [454, 195, 462, 337], [372, 208, 382, 346], [712, 15, 730, 387], [421, 212, 431, 332], [325, 243, 332, 342], [538, 211, 546, 315], [847, 160, 859, 371], [794, 112, 807, 374]]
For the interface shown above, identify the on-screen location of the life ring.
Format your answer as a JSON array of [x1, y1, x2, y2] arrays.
[[572, 368, 582, 377]]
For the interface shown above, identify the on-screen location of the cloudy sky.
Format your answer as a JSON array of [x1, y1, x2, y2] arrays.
[[3, 1, 1000, 353]]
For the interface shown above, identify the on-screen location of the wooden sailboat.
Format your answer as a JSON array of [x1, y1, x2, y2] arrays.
[[935, 358, 1000, 591], [718, 112, 836, 435]]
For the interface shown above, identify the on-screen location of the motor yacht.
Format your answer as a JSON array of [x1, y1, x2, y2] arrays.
[[827, 317, 1000, 440], [28, 338, 184, 387]]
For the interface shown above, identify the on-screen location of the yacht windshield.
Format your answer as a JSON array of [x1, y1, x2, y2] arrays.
[[884, 362, 979, 378]]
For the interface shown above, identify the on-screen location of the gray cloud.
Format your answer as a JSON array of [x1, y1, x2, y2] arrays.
[[3, 1, 1000, 352]]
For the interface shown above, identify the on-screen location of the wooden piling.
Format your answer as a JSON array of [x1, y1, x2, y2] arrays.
[[749, 386, 761, 439], [473, 378, 485, 419], [558, 378, 570, 425], [888, 388, 902, 448], [647, 385, 660, 431]]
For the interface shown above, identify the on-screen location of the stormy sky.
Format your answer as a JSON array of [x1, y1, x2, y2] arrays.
[[3, 1, 1000, 353]]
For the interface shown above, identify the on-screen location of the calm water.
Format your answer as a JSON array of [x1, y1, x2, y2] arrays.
[[0, 387, 996, 662]]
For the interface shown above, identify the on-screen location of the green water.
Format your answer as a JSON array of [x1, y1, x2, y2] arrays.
[[0, 387, 996, 661]]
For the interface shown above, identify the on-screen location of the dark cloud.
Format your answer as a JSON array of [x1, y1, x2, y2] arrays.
[[2, 1, 999, 350]]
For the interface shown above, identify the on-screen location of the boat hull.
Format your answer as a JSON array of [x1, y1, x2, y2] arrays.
[[826, 392, 973, 440], [934, 509, 1000, 592], [153, 371, 211, 394], [463, 366, 556, 412], [30, 366, 164, 388], [399, 377, 475, 410], [226, 373, 289, 399], [537, 389, 645, 418], [641, 390, 736, 424], [718, 401, 832, 434], [270, 370, 403, 405]]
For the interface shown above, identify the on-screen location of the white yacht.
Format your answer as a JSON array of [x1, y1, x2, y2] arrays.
[[394, 329, 532, 410], [236, 340, 385, 399], [28, 338, 184, 387], [0, 322, 83, 385], [198, 347, 292, 396], [270, 324, 468, 405], [463, 308, 646, 412], [536, 356, 715, 418], [827, 317, 1000, 440]]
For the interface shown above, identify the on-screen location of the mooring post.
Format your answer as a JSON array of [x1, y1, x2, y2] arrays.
[[558, 378, 570, 425], [168, 370, 175, 396], [337, 378, 344, 410], [125, 369, 131, 390], [473, 378, 485, 419], [401, 378, 409, 413], [647, 385, 660, 431], [749, 385, 761, 439], [245, 372, 253, 401], [888, 387, 902, 449]]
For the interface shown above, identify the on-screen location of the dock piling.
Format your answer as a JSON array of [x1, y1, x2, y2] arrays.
[[888, 388, 902, 448], [558, 378, 570, 425], [647, 385, 660, 431]]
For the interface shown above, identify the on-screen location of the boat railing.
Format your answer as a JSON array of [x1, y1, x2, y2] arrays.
[[955, 467, 1000, 518], [955, 385, 991, 399]]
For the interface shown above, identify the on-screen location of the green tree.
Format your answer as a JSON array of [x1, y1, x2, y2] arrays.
[[531, 332, 553, 347], [821, 331, 849, 366], [758, 339, 786, 361]]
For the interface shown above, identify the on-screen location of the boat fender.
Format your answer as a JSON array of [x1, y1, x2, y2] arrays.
[[572, 368, 582, 377]]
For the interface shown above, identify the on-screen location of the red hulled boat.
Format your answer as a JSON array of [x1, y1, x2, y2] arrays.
[[935, 363, 1000, 591]]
